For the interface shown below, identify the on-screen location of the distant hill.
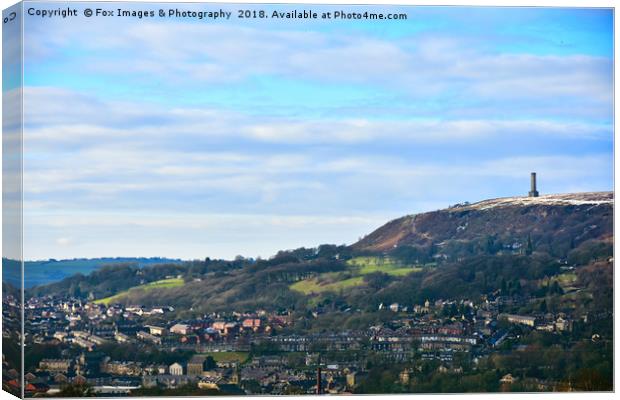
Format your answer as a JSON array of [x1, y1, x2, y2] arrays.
[[23, 257, 184, 288]]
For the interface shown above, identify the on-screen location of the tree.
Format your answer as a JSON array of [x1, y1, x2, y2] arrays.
[[526, 234, 533, 256], [204, 356, 216, 370], [574, 368, 610, 391], [364, 272, 391, 291], [549, 280, 563, 295], [58, 384, 95, 397], [539, 299, 547, 313]]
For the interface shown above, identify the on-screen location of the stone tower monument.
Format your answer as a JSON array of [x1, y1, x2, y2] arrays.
[[528, 172, 539, 197]]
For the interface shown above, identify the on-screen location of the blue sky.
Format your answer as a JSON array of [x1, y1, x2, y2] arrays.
[[18, 2, 613, 260]]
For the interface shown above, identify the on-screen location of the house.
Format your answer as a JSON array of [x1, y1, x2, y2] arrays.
[[198, 379, 220, 390], [536, 322, 555, 332], [169, 362, 185, 376], [146, 325, 167, 336], [5, 369, 19, 379], [197, 371, 224, 389], [5, 379, 19, 392], [39, 359, 72, 373], [212, 321, 226, 332], [137, 331, 162, 345], [145, 364, 168, 375], [499, 314, 536, 327], [24, 372, 37, 382], [115, 332, 131, 343], [125, 305, 145, 315], [170, 323, 192, 335], [143, 374, 193, 389], [88, 334, 107, 345], [438, 322, 464, 336], [73, 337, 96, 350], [242, 318, 261, 330], [150, 306, 174, 314], [25, 382, 49, 394], [500, 374, 516, 384], [555, 317, 572, 332], [187, 356, 206, 376], [157, 365, 168, 375], [53, 373, 68, 383], [104, 361, 143, 376]]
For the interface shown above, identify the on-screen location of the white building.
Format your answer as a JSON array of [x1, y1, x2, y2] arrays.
[[169, 362, 184, 376]]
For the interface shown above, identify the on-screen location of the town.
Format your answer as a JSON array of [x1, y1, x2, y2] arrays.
[[4, 285, 602, 397]]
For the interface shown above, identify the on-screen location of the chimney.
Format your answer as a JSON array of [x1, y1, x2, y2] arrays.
[[528, 172, 539, 197]]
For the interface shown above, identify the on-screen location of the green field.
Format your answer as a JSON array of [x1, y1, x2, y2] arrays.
[[553, 272, 579, 291], [347, 256, 423, 276], [94, 278, 184, 305], [199, 351, 249, 363], [540, 272, 579, 292], [555, 272, 577, 285], [290, 276, 365, 294], [290, 256, 422, 295]]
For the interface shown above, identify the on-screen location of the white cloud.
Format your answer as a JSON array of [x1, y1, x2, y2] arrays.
[[19, 87, 611, 213], [22, 87, 611, 149], [24, 18, 612, 119]]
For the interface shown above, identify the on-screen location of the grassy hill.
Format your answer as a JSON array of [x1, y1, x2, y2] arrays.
[[94, 278, 185, 306], [290, 256, 425, 295], [347, 256, 424, 276], [290, 275, 365, 295]]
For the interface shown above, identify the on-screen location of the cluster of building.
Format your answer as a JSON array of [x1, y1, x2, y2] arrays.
[[10, 290, 587, 396]]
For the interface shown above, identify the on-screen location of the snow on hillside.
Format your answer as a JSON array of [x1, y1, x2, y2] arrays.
[[455, 192, 613, 211]]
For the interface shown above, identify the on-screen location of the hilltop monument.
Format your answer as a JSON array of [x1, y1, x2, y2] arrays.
[[528, 172, 539, 197]]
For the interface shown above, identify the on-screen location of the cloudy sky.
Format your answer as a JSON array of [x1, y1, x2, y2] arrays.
[[18, 3, 613, 260]]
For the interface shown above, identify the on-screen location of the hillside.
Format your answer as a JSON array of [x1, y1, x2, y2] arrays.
[[28, 192, 613, 322], [353, 192, 612, 259]]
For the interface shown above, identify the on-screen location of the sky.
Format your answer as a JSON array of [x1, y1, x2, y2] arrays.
[[15, 2, 613, 261]]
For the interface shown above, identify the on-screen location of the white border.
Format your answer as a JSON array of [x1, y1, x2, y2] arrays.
[[0, 1, 616, 400]]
